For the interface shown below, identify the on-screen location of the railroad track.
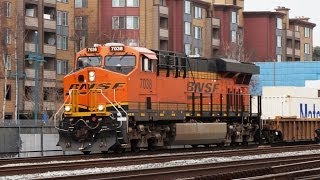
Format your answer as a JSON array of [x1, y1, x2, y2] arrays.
[[1, 144, 320, 179]]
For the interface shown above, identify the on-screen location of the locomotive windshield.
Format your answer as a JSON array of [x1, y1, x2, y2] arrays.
[[77, 56, 101, 69], [104, 55, 136, 74]]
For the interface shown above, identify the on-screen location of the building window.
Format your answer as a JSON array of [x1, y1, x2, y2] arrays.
[[304, 43, 310, 54], [4, 2, 11, 17], [295, 25, 299, 32], [4, 85, 11, 101], [159, 0, 166, 6], [184, 22, 191, 35], [277, 55, 282, 62], [185, 44, 191, 55], [194, 7, 202, 19], [142, 57, 152, 72], [57, 11, 68, 26], [231, 31, 237, 43], [75, 16, 88, 30], [57, 60, 68, 74], [126, 16, 139, 29], [277, 36, 282, 47], [57, 0, 68, 3], [112, 0, 125, 7], [3, 54, 11, 70], [127, 0, 139, 7], [194, 26, 202, 39], [304, 27, 310, 37], [5, 28, 11, 44], [194, 47, 201, 56], [276, 18, 282, 29], [184, 1, 191, 14], [231, 11, 237, 24], [75, 0, 87, 8], [112, 16, 126, 29], [57, 35, 68, 50]]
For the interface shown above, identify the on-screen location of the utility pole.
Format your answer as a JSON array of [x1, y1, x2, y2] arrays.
[[27, 31, 44, 121]]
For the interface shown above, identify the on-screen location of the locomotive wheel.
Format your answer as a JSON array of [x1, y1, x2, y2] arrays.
[[148, 139, 156, 151], [82, 151, 91, 155], [114, 147, 126, 154], [131, 140, 140, 153]]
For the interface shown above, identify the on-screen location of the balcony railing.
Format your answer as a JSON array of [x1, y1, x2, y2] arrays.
[[160, 28, 168, 38], [44, 70, 56, 80], [295, 31, 300, 39], [286, 30, 293, 37], [44, 44, 56, 54], [159, 6, 168, 15], [295, 49, 301, 55], [25, 16, 38, 27], [212, 17, 220, 27], [286, 47, 293, 55], [43, 102, 56, 111], [44, 19, 56, 29], [25, 43, 36, 52], [212, 38, 220, 46], [44, 0, 56, 4]]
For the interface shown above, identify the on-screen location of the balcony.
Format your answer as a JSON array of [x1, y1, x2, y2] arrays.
[[159, 6, 168, 15], [295, 31, 300, 39], [43, 102, 56, 111], [212, 38, 220, 46], [44, 70, 56, 80], [44, 19, 56, 29], [25, 16, 38, 27], [25, 68, 35, 79], [295, 49, 301, 55], [44, 44, 56, 54], [286, 30, 293, 37], [25, 43, 36, 52], [44, 0, 56, 4], [24, 101, 34, 111], [212, 17, 220, 27], [160, 29, 168, 38], [286, 47, 293, 55]]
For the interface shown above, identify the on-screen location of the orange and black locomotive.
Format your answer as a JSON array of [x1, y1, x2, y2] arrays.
[[57, 43, 260, 154]]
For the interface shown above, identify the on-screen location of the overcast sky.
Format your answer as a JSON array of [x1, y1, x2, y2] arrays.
[[244, 0, 320, 46]]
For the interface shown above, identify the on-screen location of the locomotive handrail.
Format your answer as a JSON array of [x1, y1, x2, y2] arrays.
[[113, 89, 128, 116], [53, 89, 73, 125]]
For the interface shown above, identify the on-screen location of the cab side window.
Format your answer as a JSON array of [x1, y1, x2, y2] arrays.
[[142, 56, 152, 72]]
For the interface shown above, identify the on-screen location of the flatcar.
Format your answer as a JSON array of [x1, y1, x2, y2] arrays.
[[57, 43, 261, 154]]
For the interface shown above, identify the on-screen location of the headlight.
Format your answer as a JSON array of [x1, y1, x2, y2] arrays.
[[89, 71, 95, 81], [98, 105, 105, 111], [64, 105, 71, 112]]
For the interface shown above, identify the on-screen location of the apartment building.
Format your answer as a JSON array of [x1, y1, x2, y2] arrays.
[[96, 0, 223, 58], [243, 7, 316, 62], [0, 0, 75, 122]]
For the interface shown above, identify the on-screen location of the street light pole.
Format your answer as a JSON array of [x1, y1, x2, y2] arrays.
[[27, 31, 44, 122], [33, 31, 39, 121]]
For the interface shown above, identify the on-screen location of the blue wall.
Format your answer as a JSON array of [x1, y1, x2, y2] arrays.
[[251, 62, 320, 95]]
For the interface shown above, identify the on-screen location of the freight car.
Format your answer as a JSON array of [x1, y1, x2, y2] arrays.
[[252, 85, 320, 143], [56, 43, 261, 154]]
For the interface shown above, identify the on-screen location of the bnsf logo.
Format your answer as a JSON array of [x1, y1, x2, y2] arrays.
[[187, 82, 219, 93], [67, 82, 125, 90]]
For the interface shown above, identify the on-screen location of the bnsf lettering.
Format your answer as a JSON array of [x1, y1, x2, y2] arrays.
[[187, 82, 219, 93], [110, 46, 124, 52], [68, 82, 125, 90]]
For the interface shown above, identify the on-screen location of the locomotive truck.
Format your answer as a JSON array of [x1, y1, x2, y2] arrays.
[[56, 43, 261, 154]]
